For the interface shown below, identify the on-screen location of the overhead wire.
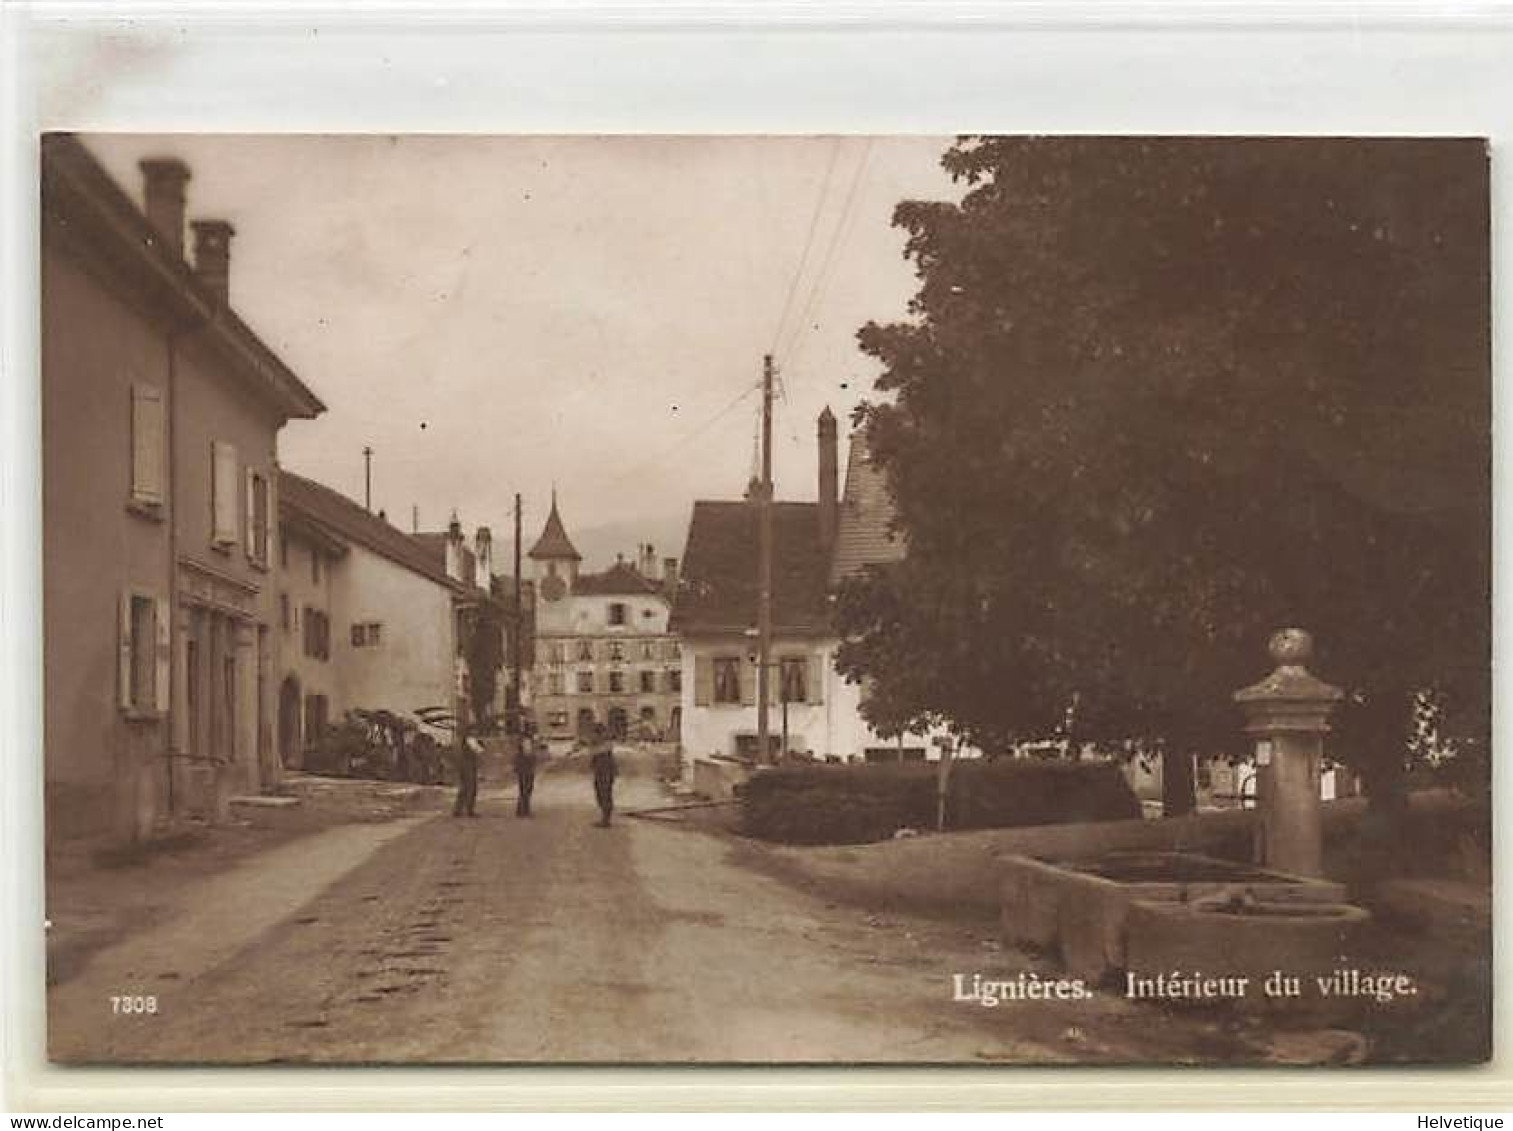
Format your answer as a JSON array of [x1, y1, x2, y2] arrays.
[[777, 137, 876, 375], [768, 138, 843, 358]]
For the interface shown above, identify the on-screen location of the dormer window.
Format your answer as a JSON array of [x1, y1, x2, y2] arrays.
[[608, 602, 627, 626]]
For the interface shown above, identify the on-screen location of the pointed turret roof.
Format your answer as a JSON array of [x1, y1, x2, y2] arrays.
[[528, 493, 582, 561]]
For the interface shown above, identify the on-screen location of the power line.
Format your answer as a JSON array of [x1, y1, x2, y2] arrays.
[[778, 138, 875, 374], [601, 377, 763, 490], [769, 138, 842, 357]]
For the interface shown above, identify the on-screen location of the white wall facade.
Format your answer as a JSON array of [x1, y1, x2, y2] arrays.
[[334, 546, 459, 721]]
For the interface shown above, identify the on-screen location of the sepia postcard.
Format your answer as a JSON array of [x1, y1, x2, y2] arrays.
[[38, 132, 1490, 1067]]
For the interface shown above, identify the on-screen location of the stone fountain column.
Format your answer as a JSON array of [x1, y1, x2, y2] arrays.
[[1233, 628, 1343, 878]]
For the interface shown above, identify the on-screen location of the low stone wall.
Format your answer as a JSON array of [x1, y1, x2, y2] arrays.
[[691, 758, 752, 802]]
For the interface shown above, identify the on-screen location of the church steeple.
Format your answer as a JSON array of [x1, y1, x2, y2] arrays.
[[528, 492, 582, 562]]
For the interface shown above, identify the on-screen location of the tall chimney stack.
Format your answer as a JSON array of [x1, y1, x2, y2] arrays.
[[818, 406, 839, 549], [139, 157, 191, 259], [190, 219, 236, 304]]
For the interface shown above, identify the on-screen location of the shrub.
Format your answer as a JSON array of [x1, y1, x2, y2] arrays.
[[741, 758, 1141, 845]]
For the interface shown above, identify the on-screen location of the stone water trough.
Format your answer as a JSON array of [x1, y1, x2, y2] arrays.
[[1001, 850, 1366, 985]]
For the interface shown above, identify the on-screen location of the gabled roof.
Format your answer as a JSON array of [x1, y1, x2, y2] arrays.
[[830, 431, 907, 587], [279, 470, 465, 593], [41, 133, 325, 421], [528, 497, 582, 561], [669, 500, 831, 637], [575, 560, 663, 597], [413, 531, 479, 589]]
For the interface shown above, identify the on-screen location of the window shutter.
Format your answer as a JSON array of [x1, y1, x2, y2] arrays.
[[694, 654, 712, 706], [808, 652, 825, 705], [130, 384, 165, 505], [739, 662, 756, 706], [244, 467, 257, 560], [154, 597, 172, 712], [117, 591, 134, 710], [212, 441, 239, 547]]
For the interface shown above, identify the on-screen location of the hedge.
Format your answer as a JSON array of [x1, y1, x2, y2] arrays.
[[741, 758, 1142, 845]]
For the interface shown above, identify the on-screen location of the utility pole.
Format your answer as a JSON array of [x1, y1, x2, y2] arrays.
[[756, 354, 774, 765], [512, 492, 524, 749], [362, 445, 373, 512]]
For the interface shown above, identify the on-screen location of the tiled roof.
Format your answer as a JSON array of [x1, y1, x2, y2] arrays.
[[830, 431, 907, 587], [279, 471, 465, 593], [669, 500, 831, 637], [528, 498, 582, 561], [575, 560, 664, 597]]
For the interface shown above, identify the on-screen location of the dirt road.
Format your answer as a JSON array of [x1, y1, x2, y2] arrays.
[[50, 748, 1266, 1065]]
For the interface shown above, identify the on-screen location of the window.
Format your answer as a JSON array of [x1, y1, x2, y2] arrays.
[[129, 384, 165, 511], [548, 671, 566, 695], [667, 668, 682, 693], [640, 641, 654, 661], [781, 657, 808, 704], [608, 602, 627, 626], [351, 622, 383, 648], [609, 670, 625, 694], [714, 657, 741, 704], [639, 670, 655, 694], [576, 640, 593, 662], [608, 641, 625, 662], [280, 593, 290, 632], [640, 706, 657, 723], [576, 671, 594, 694], [304, 608, 330, 661], [311, 550, 322, 584], [211, 441, 239, 548], [118, 591, 167, 714], [550, 642, 566, 663], [664, 640, 680, 661], [547, 710, 569, 728], [280, 530, 289, 569], [245, 469, 270, 565]]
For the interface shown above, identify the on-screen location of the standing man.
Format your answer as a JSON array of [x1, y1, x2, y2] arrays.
[[453, 731, 480, 818], [590, 726, 618, 828], [513, 730, 537, 818]]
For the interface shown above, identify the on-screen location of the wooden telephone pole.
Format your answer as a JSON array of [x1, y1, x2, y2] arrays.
[[756, 355, 774, 765], [362, 445, 373, 511], [512, 492, 524, 745]]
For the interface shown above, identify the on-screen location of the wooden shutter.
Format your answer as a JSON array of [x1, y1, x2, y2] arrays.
[[117, 591, 134, 710], [244, 468, 256, 560], [808, 651, 825, 705], [130, 384, 165, 505], [212, 441, 239, 547], [694, 653, 713, 706], [154, 597, 172, 712]]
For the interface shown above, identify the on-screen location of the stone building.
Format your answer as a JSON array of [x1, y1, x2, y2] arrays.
[[527, 497, 681, 746], [672, 408, 961, 774], [277, 473, 487, 763], [41, 134, 325, 844]]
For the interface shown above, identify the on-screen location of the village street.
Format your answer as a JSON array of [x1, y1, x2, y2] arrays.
[[47, 747, 1276, 1066]]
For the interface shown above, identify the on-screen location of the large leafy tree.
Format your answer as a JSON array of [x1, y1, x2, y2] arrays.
[[836, 137, 1489, 815]]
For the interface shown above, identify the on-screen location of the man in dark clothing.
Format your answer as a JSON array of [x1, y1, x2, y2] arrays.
[[590, 735, 617, 828], [452, 734, 480, 818], [513, 738, 537, 817]]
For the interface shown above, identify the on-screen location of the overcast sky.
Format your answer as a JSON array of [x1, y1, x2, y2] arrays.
[[85, 134, 957, 569]]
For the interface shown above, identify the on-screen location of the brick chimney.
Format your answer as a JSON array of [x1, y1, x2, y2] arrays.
[[818, 406, 839, 548], [190, 219, 235, 304], [139, 157, 191, 259]]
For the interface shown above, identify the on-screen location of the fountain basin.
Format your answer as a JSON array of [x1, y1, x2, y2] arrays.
[[1001, 851, 1351, 981]]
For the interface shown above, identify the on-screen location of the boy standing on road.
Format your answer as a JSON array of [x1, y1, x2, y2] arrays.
[[590, 728, 618, 828], [513, 736, 537, 817]]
